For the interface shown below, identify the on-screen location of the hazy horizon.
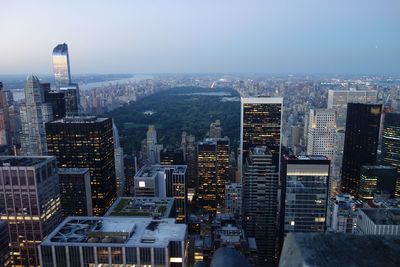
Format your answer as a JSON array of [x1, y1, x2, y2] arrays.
[[1, 1, 399, 75]]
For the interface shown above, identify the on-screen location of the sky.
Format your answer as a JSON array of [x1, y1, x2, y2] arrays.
[[1, 0, 399, 75]]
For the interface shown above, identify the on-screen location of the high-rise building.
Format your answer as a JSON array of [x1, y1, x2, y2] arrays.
[[146, 125, 163, 164], [341, 103, 382, 195], [327, 194, 358, 233], [20, 75, 53, 156], [0, 221, 10, 267], [60, 84, 80, 116], [46, 116, 116, 216], [39, 217, 188, 267], [197, 138, 230, 213], [381, 113, 400, 197], [306, 109, 336, 158], [357, 208, 400, 236], [243, 146, 280, 266], [282, 155, 330, 233], [113, 122, 125, 197], [0, 83, 11, 150], [224, 182, 242, 216], [181, 132, 197, 188], [358, 165, 397, 202], [327, 89, 377, 127], [209, 120, 222, 138], [52, 43, 71, 89], [58, 168, 92, 217], [0, 156, 61, 266], [134, 165, 187, 222], [160, 148, 185, 165], [44, 90, 66, 120], [240, 97, 282, 176], [331, 128, 345, 195]]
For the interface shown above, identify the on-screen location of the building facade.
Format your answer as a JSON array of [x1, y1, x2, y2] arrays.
[[58, 168, 92, 217], [381, 113, 400, 197], [46, 116, 116, 216], [327, 194, 358, 233], [52, 43, 71, 89], [282, 155, 330, 233], [0, 156, 61, 266], [357, 209, 400, 236], [341, 103, 382, 195], [224, 182, 242, 216], [358, 165, 397, 202], [306, 109, 336, 158]]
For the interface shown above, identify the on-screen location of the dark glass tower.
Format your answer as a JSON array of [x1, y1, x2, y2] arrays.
[[381, 113, 400, 197], [341, 103, 382, 195], [45, 116, 116, 216], [52, 43, 71, 89]]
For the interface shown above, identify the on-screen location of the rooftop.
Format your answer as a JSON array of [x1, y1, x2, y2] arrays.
[[279, 233, 400, 267], [105, 197, 174, 218], [41, 216, 186, 248], [58, 168, 90, 175], [135, 165, 187, 179], [50, 116, 109, 124], [0, 156, 54, 167], [283, 154, 329, 161], [361, 208, 400, 225]]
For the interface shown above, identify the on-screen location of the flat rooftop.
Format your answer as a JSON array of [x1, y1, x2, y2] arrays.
[[283, 155, 329, 161], [135, 165, 187, 179], [49, 116, 109, 124], [41, 216, 186, 248], [280, 233, 400, 267], [361, 208, 400, 225], [58, 168, 90, 175], [0, 156, 54, 167], [105, 197, 174, 218]]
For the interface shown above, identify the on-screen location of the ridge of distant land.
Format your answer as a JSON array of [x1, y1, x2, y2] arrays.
[[106, 86, 241, 154], [0, 73, 133, 89]]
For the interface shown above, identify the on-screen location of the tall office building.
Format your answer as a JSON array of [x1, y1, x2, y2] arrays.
[[146, 125, 163, 164], [243, 146, 280, 266], [0, 221, 10, 267], [20, 75, 53, 156], [44, 90, 66, 120], [327, 89, 377, 127], [181, 132, 197, 188], [46, 116, 116, 216], [224, 182, 242, 216], [306, 109, 336, 157], [341, 103, 381, 195], [382, 113, 400, 197], [58, 168, 92, 217], [134, 165, 187, 222], [358, 165, 397, 202], [282, 155, 330, 233], [52, 43, 71, 89], [209, 120, 222, 138], [331, 128, 345, 195], [197, 138, 230, 213], [113, 122, 125, 196], [240, 97, 282, 176], [0, 156, 61, 266], [60, 84, 80, 116], [0, 82, 11, 149]]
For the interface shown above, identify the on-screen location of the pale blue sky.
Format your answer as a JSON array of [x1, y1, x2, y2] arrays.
[[1, 0, 399, 74]]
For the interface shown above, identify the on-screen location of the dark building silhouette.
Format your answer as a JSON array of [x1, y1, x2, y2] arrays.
[[358, 165, 397, 201], [44, 90, 66, 120], [341, 103, 381, 195], [46, 116, 116, 216], [382, 113, 400, 197], [160, 148, 185, 165]]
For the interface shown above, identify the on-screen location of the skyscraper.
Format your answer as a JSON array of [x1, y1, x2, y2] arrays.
[[240, 97, 282, 176], [52, 43, 71, 89], [0, 82, 11, 149], [341, 103, 382, 195], [306, 109, 336, 157], [58, 168, 92, 217], [46, 116, 116, 216], [381, 113, 400, 197], [0, 156, 61, 266], [209, 119, 222, 138], [146, 125, 163, 164], [327, 89, 377, 127], [160, 148, 185, 165], [113, 122, 125, 196], [197, 137, 230, 213], [358, 165, 397, 201], [282, 155, 330, 233], [20, 75, 53, 156], [60, 84, 80, 116], [243, 146, 279, 266]]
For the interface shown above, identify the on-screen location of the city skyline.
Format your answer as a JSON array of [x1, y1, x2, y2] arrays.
[[1, 1, 400, 75]]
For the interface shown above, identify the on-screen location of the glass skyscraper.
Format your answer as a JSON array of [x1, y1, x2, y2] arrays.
[[52, 43, 71, 89], [341, 103, 381, 195], [381, 113, 400, 197]]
